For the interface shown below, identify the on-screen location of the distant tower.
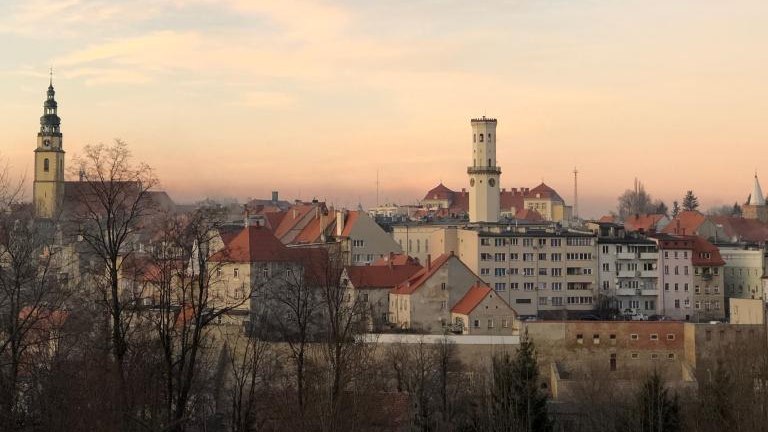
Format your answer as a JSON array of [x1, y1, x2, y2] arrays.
[[573, 167, 579, 220], [743, 173, 768, 223], [33, 71, 65, 219], [468, 116, 501, 223]]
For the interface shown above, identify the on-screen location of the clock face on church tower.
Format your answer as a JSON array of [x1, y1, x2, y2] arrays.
[[43, 139, 50, 147], [489, 178, 496, 187]]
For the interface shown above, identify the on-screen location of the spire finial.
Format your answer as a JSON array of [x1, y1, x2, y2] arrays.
[[49, 66, 53, 86]]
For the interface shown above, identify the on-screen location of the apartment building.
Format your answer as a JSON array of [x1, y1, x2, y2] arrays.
[[718, 245, 764, 301], [655, 236, 695, 321], [597, 236, 659, 316], [452, 228, 597, 318]]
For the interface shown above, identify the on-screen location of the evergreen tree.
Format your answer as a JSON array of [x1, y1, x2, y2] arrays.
[[636, 371, 681, 432], [732, 202, 743, 217], [671, 201, 680, 218], [490, 332, 551, 432], [682, 191, 699, 212]]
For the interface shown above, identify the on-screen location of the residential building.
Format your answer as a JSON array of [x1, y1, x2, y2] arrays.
[[389, 253, 481, 333], [450, 282, 519, 335], [718, 245, 764, 301], [655, 235, 695, 321], [597, 233, 659, 316], [451, 227, 598, 318], [662, 211, 727, 241], [691, 236, 726, 321], [344, 255, 423, 331]]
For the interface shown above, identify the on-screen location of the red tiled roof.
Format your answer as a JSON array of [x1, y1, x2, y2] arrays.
[[423, 183, 455, 201], [515, 208, 544, 221], [501, 190, 525, 213], [339, 210, 360, 237], [599, 215, 616, 223], [371, 253, 420, 267], [691, 236, 726, 266], [451, 282, 492, 314], [662, 211, 706, 236], [624, 214, 665, 232], [391, 254, 453, 295], [272, 204, 316, 240], [527, 183, 564, 202], [710, 216, 768, 243], [293, 213, 335, 244], [263, 211, 286, 230], [210, 226, 294, 262], [346, 264, 423, 289]]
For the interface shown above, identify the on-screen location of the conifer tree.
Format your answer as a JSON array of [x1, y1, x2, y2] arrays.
[[490, 332, 551, 432], [682, 191, 699, 212], [671, 201, 680, 218]]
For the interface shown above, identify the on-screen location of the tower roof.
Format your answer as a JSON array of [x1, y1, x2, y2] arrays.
[[39, 75, 61, 136], [749, 174, 765, 206]]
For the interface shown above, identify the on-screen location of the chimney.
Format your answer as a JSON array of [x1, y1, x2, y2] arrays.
[[271, 191, 278, 202], [426, 254, 431, 271], [336, 210, 345, 237]]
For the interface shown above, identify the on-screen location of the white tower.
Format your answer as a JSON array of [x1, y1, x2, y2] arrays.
[[468, 116, 501, 223]]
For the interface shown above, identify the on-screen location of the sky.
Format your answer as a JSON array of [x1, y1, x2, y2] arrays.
[[1, 0, 768, 218]]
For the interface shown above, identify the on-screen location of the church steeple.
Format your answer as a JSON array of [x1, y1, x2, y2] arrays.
[[33, 72, 65, 219], [40, 69, 61, 137], [749, 173, 765, 206]]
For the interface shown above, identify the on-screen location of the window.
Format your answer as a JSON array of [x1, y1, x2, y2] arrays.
[[539, 297, 547, 305], [479, 133, 484, 142], [494, 283, 506, 291], [552, 282, 562, 291], [473, 320, 480, 328], [630, 334, 639, 341], [441, 301, 447, 310], [441, 282, 446, 290], [651, 353, 659, 360], [650, 334, 659, 341], [631, 353, 639, 359], [576, 334, 583, 344], [488, 319, 494, 329], [480, 268, 490, 276], [667, 334, 675, 341], [668, 353, 676, 360], [593, 334, 600, 344], [233, 268, 239, 278], [610, 334, 616, 341], [674, 299, 680, 309], [516, 298, 532, 304], [551, 297, 563, 306], [352, 239, 365, 247], [665, 283, 669, 291], [495, 268, 506, 277], [502, 319, 509, 328], [43, 158, 50, 172]]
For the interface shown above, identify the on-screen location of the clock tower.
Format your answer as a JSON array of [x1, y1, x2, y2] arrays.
[[33, 74, 65, 219], [468, 116, 501, 223]]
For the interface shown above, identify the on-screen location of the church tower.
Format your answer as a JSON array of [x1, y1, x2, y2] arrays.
[[468, 116, 501, 223], [743, 173, 768, 223], [33, 74, 65, 219]]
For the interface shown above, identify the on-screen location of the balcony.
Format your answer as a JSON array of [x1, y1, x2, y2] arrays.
[[618, 270, 637, 278], [640, 270, 657, 278], [640, 252, 659, 260], [641, 289, 659, 296], [617, 252, 637, 260], [616, 288, 637, 296]]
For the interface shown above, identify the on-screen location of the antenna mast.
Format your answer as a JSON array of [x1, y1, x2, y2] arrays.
[[573, 167, 579, 220]]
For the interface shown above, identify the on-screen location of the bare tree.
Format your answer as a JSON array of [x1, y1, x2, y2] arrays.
[[70, 139, 158, 428], [0, 204, 68, 429]]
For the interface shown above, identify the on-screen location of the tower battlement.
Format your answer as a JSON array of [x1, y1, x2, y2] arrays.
[[470, 116, 497, 123]]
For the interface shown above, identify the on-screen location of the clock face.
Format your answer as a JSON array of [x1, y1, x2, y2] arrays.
[[489, 178, 496, 187], [470, 178, 475, 187], [43, 140, 50, 147]]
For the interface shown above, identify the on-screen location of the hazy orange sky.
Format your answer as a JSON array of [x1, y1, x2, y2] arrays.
[[2, 0, 768, 217]]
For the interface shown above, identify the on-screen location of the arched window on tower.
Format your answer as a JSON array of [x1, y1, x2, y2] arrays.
[[488, 158, 492, 167], [489, 133, 492, 141], [44, 158, 50, 172], [473, 134, 476, 143], [479, 133, 484, 142]]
